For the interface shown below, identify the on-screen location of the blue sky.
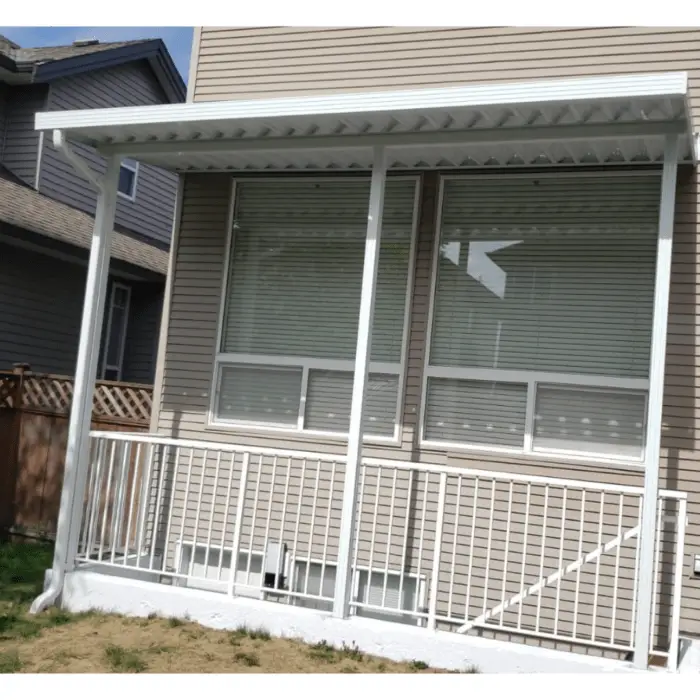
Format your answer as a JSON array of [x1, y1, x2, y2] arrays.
[[0, 27, 193, 82]]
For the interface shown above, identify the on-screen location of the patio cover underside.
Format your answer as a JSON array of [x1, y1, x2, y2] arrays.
[[36, 72, 695, 172]]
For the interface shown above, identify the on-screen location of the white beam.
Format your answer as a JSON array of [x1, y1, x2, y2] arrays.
[[633, 134, 679, 669], [97, 120, 686, 159], [333, 145, 387, 619], [30, 155, 121, 614]]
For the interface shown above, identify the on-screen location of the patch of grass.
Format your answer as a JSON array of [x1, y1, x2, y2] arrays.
[[409, 660, 429, 671], [230, 625, 270, 641], [0, 612, 42, 641], [307, 640, 337, 664], [44, 608, 73, 627], [0, 541, 52, 606], [340, 664, 358, 673], [147, 644, 174, 655], [0, 649, 22, 673], [340, 641, 364, 663], [167, 617, 184, 628], [376, 662, 387, 673], [147, 612, 158, 620], [104, 644, 147, 673], [233, 651, 260, 667]]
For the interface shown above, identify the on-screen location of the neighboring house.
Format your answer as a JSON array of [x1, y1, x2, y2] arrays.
[[29, 28, 700, 673], [0, 35, 185, 382]]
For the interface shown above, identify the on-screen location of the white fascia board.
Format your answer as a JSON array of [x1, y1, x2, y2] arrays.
[[35, 72, 689, 134]]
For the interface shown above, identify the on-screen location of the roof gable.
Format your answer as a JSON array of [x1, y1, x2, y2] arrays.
[[0, 37, 185, 103]]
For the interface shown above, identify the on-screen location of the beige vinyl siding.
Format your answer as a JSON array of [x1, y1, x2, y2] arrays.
[[191, 28, 699, 128], [156, 27, 700, 646]]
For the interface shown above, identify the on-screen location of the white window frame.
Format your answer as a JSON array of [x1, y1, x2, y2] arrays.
[[101, 281, 131, 382], [419, 171, 660, 469], [208, 175, 421, 445], [117, 158, 139, 201]]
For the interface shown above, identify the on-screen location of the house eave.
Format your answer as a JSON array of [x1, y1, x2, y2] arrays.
[[35, 71, 695, 171]]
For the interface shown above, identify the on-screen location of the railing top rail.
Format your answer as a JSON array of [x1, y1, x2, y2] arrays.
[[89, 430, 347, 464], [363, 457, 688, 500], [89, 431, 688, 502]]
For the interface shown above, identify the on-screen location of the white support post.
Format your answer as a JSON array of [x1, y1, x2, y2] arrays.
[[633, 134, 679, 669], [31, 153, 121, 613], [333, 145, 387, 619]]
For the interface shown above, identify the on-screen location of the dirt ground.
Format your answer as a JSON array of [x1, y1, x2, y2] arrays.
[[0, 540, 478, 674]]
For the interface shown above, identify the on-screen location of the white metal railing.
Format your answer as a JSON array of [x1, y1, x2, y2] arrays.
[[78, 431, 688, 670]]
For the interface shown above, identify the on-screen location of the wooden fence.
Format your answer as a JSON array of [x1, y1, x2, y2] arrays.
[[0, 364, 152, 540]]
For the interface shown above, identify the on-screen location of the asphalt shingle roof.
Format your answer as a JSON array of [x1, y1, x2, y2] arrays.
[[0, 38, 154, 68], [0, 168, 168, 276]]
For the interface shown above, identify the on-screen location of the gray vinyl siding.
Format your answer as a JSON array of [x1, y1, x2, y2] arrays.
[[0, 240, 85, 374], [0, 83, 7, 159], [39, 61, 178, 246], [1, 84, 47, 186], [0, 239, 163, 381], [155, 28, 700, 647], [122, 283, 162, 384]]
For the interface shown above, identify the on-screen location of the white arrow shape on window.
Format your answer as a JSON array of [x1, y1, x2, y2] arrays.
[[467, 240, 522, 299], [439, 241, 461, 266]]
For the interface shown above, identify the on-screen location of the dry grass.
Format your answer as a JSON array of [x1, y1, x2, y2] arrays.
[[0, 542, 480, 674]]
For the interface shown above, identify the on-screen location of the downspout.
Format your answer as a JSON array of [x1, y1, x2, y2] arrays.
[[30, 130, 120, 613]]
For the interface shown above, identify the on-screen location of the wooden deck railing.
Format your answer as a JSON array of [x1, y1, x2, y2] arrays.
[[0, 364, 153, 540]]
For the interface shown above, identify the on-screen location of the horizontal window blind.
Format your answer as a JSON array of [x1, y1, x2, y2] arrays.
[[304, 370, 398, 436], [425, 173, 659, 460], [424, 377, 527, 447], [217, 364, 302, 426], [222, 178, 416, 363], [533, 385, 647, 459], [431, 174, 660, 377]]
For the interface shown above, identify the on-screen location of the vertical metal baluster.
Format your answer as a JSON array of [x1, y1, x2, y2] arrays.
[[187, 449, 207, 578], [320, 461, 336, 603], [448, 475, 462, 621], [535, 484, 549, 632], [382, 468, 398, 609], [135, 443, 154, 569], [217, 452, 236, 582], [149, 444, 168, 571], [274, 456, 291, 590], [396, 467, 411, 612], [203, 451, 222, 581], [668, 497, 687, 673], [110, 441, 131, 563], [483, 479, 496, 617], [87, 438, 107, 558], [573, 489, 586, 640], [367, 468, 382, 609], [122, 442, 142, 565], [415, 474, 429, 624], [81, 438, 99, 556], [176, 449, 194, 576], [247, 454, 263, 586], [304, 459, 322, 598], [261, 455, 277, 583], [630, 496, 643, 647], [500, 480, 514, 627], [554, 486, 568, 636], [465, 477, 479, 623], [610, 493, 624, 645], [649, 496, 663, 653], [350, 463, 367, 614], [98, 440, 117, 561], [518, 482, 531, 630], [591, 492, 605, 641], [228, 453, 250, 597], [290, 458, 307, 594], [160, 446, 178, 575]]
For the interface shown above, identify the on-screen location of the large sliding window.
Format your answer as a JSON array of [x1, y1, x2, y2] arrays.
[[423, 173, 660, 463], [213, 177, 418, 439]]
